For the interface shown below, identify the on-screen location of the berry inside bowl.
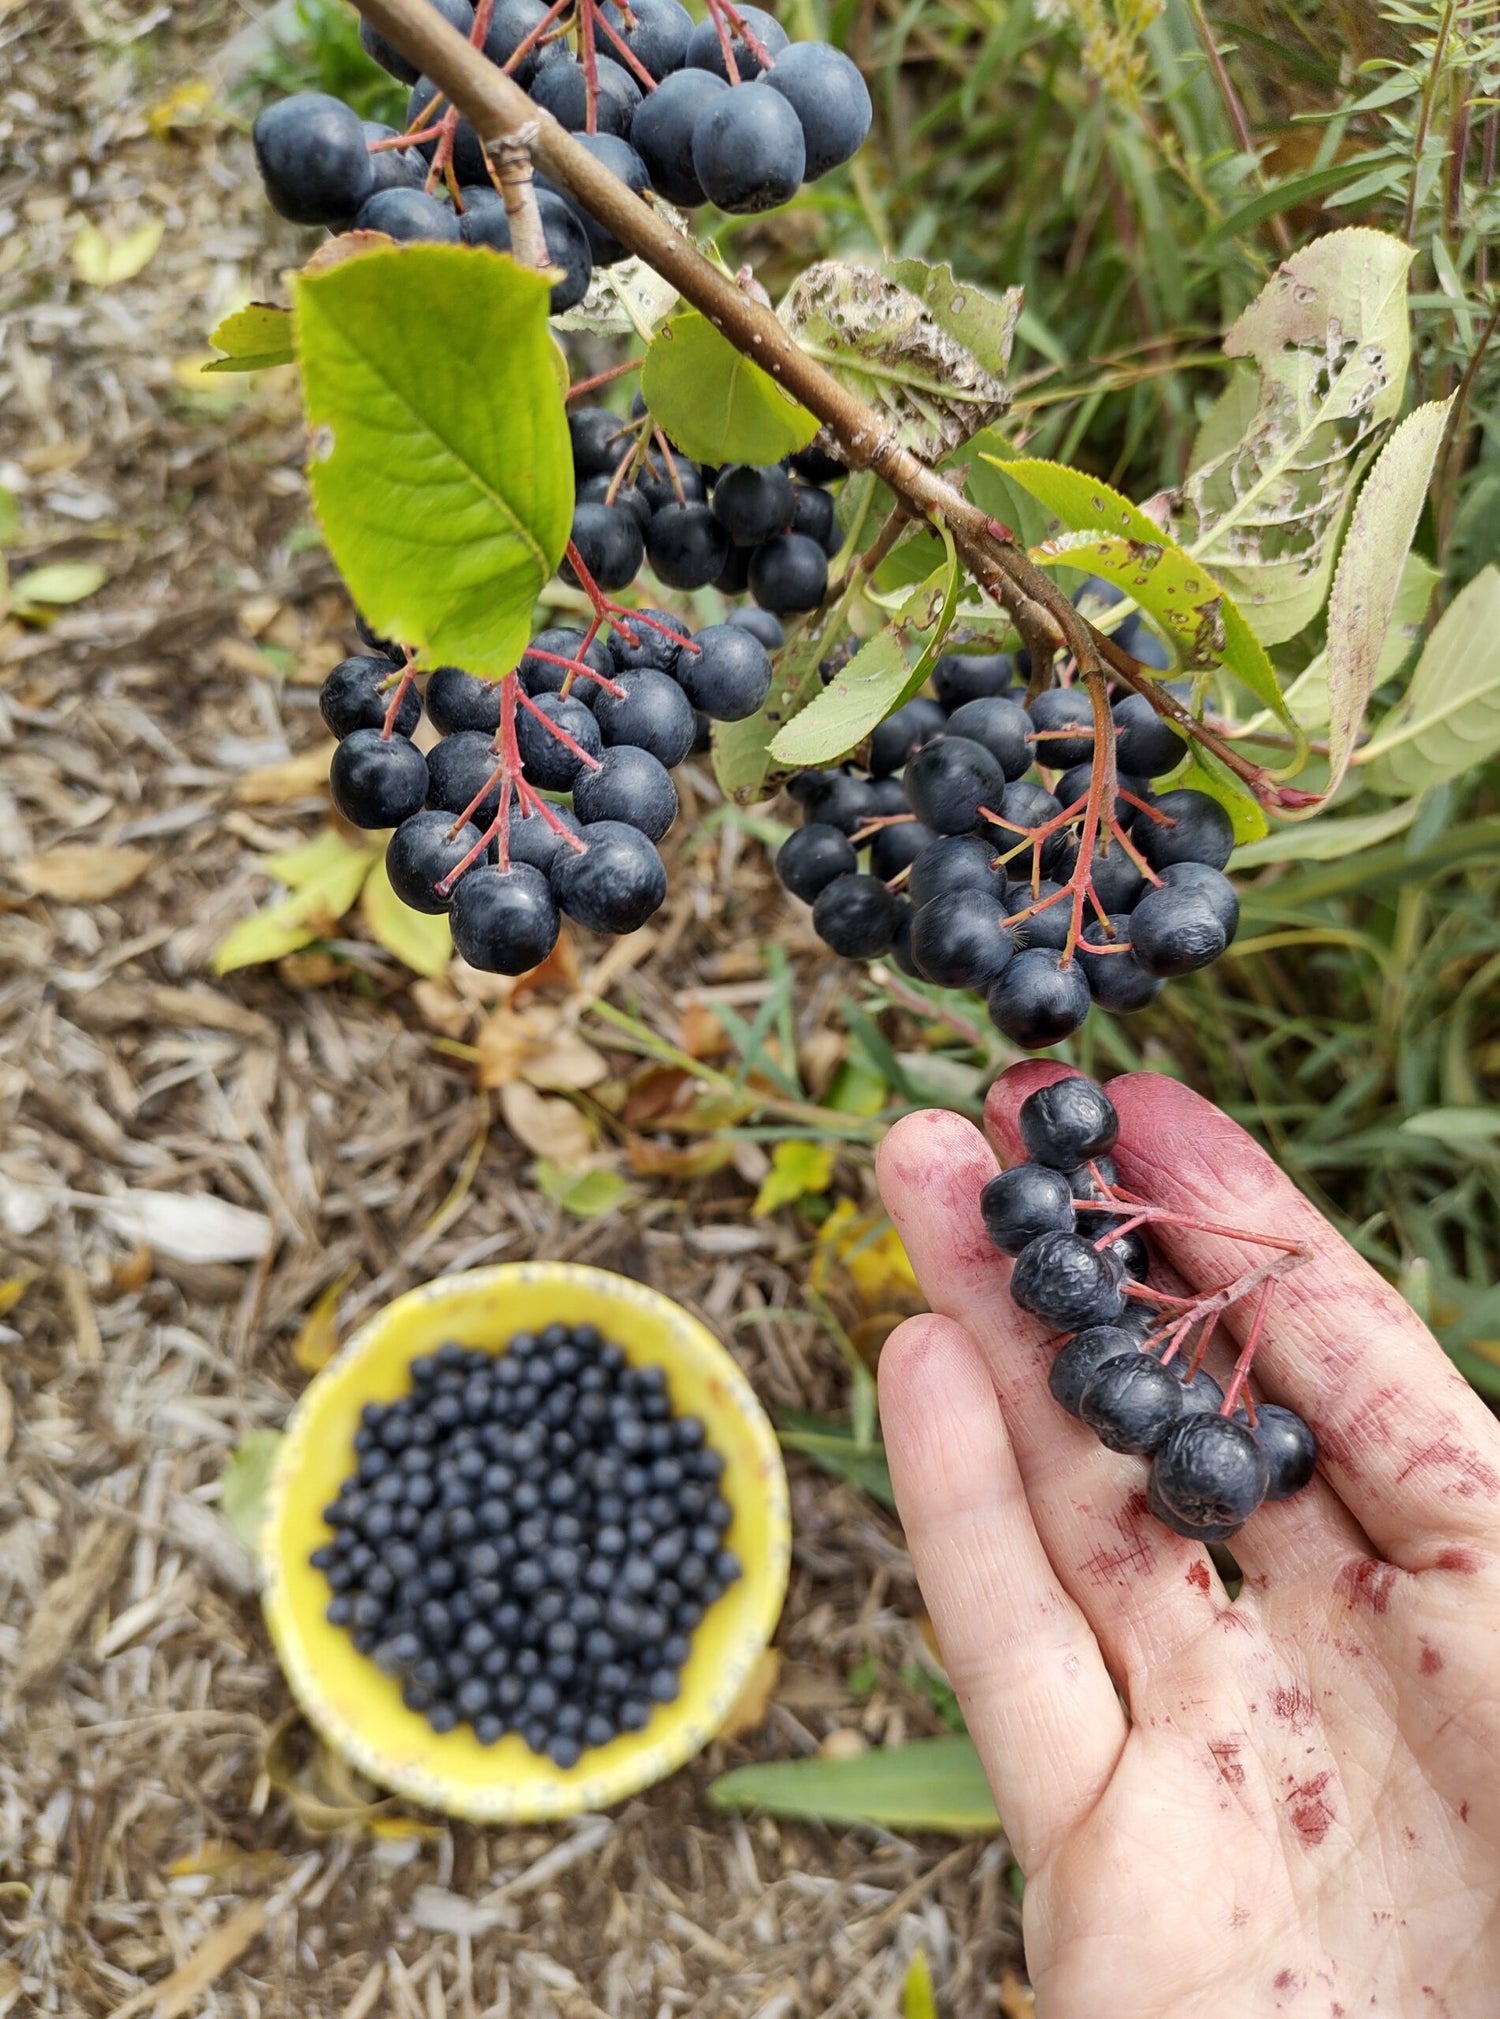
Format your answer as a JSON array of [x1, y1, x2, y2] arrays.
[[261, 1262, 791, 1821]]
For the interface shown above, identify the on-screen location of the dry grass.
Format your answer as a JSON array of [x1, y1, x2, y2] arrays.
[[0, 3, 1023, 2011]]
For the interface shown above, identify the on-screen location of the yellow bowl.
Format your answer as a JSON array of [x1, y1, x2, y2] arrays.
[[262, 1262, 791, 1821]]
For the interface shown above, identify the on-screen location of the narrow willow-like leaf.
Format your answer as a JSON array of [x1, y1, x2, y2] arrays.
[[1362, 565, 1500, 794], [710, 1734, 1001, 1834], [295, 245, 572, 676]]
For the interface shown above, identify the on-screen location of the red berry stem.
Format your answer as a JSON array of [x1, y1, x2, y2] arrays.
[[379, 661, 419, 740], [706, 0, 776, 73], [566, 357, 644, 403], [587, 0, 663, 93], [515, 686, 605, 770]]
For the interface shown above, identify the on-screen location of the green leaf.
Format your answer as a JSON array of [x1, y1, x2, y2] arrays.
[[1362, 565, 1500, 794], [534, 1161, 633, 1217], [1400, 1108, 1500, 1148], [902, 1953, 938, 2019], [778, 1417, 894, 1507], [359, 854, 453, 977], [753, 1140, 836, 1216], [205, 301, 296, 373], [294, 245, 572, 677], [1231, 797, 1418, 867], [767, 532, 960, 767], [640, 309, 818, 466], [263, 825, 374, 891], [778, 259, 1014, 461], [221, 1430, 283, 1553], [709, 1734, 1000, 1835], [1173, 748, 1269, 844], [874, 259, 1023, 376], [211, 840, 375, 974], [1182, 228, 1415, 645], [0, 487, 19, 545], [1203, 155, 1404, 247], [712, 590, 859, 804], [1310, 398, 1454, 815], [10, 561, 107, 608]]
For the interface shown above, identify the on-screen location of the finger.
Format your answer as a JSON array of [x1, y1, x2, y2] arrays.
[[1107, 1072, 1500, 1571], [877, 1105, 1234, 1693], [982, 1070, 1374, 1589], [879, 1311, 1126, 1873]]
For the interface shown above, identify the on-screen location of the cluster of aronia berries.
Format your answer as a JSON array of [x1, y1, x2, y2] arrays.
[[568, 403, 843, 614], [982, 1077, 1317, 1540], [313, 1324, 741, 1765], [252, 0, 872, 282], [775, 615, 1240, 1049], [322, 594, 779, 972]]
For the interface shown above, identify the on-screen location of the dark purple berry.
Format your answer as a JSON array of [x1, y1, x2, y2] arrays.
[[386, 811, 483, 913], [1080, 1353, 1183, 1454], [1127, 885, 1227, 977], [330, 728, 428, 828], [1010, 1230, 1126, 1330], [1134, 788, 1235, 872], [425, 664, 501, 736], [776, 822, 858, 902], [1148, 1415, 1270, 1538], [572, 744, 679, 841], [1112, 691, 1187, 777], [1018, 1076, 1119, 1169], [1049, 1326, 1142, 1417], [903, 736, 1006, 836], [748, 530, 828, 613], [1251, 1402, 1318, 1500], [811, 873, 895, 958], [980, 1163, 1075, 1256], [320, 656, 418, 739], [932, 652, 1013, 710], [550, 820, 667, 933], [909, 891, 1015, 989], [986, 947, 1091, 1049]]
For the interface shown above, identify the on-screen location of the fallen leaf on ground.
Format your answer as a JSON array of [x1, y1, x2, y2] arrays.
[[71, 218, 163, 286], [474, 1006, 608, 1092], [499, 1081, 592, 1163], [221, 1431, 284, 1552], [0, 1266, 38, 1318], [8, 1516, 130, 1699], [95, 1188, 274, 1263], [753, 1140, 836, 1217], [291, 1267, 359, 1373], [14, 844, 152, 901], [234, 743, 335, 804]]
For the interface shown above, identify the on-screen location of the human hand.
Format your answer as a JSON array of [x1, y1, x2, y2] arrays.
[[876, 1063, 1500, 2018]]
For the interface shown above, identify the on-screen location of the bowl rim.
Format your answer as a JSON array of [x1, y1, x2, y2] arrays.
[[261, 1260, 791, 1821]]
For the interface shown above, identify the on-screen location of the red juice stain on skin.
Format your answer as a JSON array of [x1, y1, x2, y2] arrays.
[[1274, 1970, 1303, 2001], [1186, 1559, 1212, 1593], [1335, 1558, 1398, 1614], [1403, 1828, 1422, 1850], [1418, 1643, 1444, 1676], [1271, 1684, 1316, 1733], [1396, 1434, 1500, 1501], [1287, 1771, 1335, 1846], [1209, 1738, 1245, 1788], [1459, 1801, 1470, 1824], [1436, 1545, 1482, 1575], [1079, 1491, 1156, 1588]]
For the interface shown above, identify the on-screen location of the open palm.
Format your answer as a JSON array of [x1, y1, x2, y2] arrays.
[[876, 1063, 1500, 2018]]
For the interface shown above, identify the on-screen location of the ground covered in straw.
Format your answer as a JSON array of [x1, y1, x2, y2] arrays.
[[0, 3, 1027, 2011]]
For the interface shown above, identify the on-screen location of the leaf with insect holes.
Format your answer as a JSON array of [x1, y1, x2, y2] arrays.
[[556, 255, 680, 338], [640, 309, 818, 466], [998, 458, 1295, 739], [205, 302, 296, 374], [1362, 564, 1500, 796], [709, 1733, 1001, 1833], [294, 245, 572, 677], [778, 260, 1015, 463], [768, 531, 960, 767], [1180, 228, 1414, 645], [1289, 396, 1454, 819], [359, 855, 453, 978], [221, 1431, 283, 1552]]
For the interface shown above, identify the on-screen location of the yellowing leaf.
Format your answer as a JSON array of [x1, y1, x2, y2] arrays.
[[753, 1140, 836, 1217], [534, 1160, 632, 1217], [360, 855, 453, 977], [0, 1267, 39, 1319], [814, 1199, 920, 1306], [212, 845, 374, 974], [148, 78, 214, 138], [221, 1430, 283, 1552], [71, 218, 163, 287], [205, 301, 297, 375], [499, 1080, 592, 1162], [14, 843, 151, 901], [10, 561, 107, 610], [262, 826, 374, 891], [292, 1266, 359, 1374]]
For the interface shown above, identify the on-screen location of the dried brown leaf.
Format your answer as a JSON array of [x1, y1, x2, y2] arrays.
[[234, 744, 334, 805], [14, 844, 152, 901], [9, 1516, 130, 1700], [499, 1081, 592, 1163]]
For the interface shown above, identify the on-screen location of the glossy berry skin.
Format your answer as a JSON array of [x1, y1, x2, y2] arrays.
[[407, 79, 487, 183], [530, 55, 641, 138], [812, 873, 895, 958], [253, 92, 374, 226], [569, 407, 630, 480], [320, 656, 417, 739], [1081, 914, 1163, 1013], [713, 463, 794, 545], [910, 891, 1015, 989], [1160, 859, 1239, 940], [790, 484, 838, 554], [793, 769, 877, 834], [517, 694, 602, 792], [1080, 1353, 1183, 1454], [1148, 1415, 1270, 1539], [427, 730, 503, 823], [869, 818, 933, 881], [1085, 842, 1146, 916], [581, 476, 651, 537], [630, 68, 728, 204], [1135, 788, 1235, 872], [728, 607, 784, 652], [592, 670, 695, 768], [1252, 1402, 1318, 1500], [986, 947, 1091, 1049], [776, 822, 858, 902], [355, 187, 461, 241], [387, 811, 483, 913], [1127, 885, 1227, 977], [943, 697, 1034, 782], [748, 531, 828, 613], [568, 134, 652, 264], [424, 664, 500, 736], [932, 652, 1013, 710], [1010, 1231, 1126, 1330], [646, 503, 730, 590], [676, 624, 772, 721], [908, 835, 1002, 908], [481, 0, 553, 79], [1019, 1076, 1119, 1169], [764, 42, 873, 179], [999, 780, 1063, 835], [362, 123, 429, 195], [521, 627, 612, 696], [1028, 686, 1096, 769], [506, 804, 581, 876], [980, 1163, 1074, 1256], [360, 0, 473, 81], [1049, 1326, 1141, 1418], [565, 503, 645, 594], [791, 441, 845, 485], [609, 610, 686, 678], [1112, 691, 1187, 778], [550, 820, 667, 933], [637, 456, 705, 514], [330, 729, 428, 828], [692, 84, 806, 214], [685, 4, 787, 80], [449, 862, 561, 974], [903, 736, 1006, 836], [1170, 1361, 1227, 1418], [867, 699, 949, 780], [572, 745, 679, 841], [599, 0, 694, 80], [460, 188, 593, 312]]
